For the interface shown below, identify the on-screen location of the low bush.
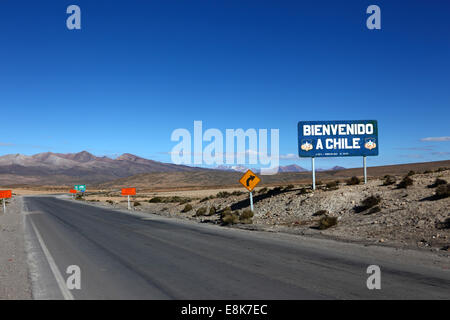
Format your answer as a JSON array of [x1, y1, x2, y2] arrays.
[[355, 195, 381, 213], [216, 191, 231, 198], [106, 200, 114, 205], [361, 195, 381, 209], [284, 184, 295, 191], [407, 170, 415, 176], [240, 209, 254, 219], [195, 207, 207, 216], [221, 207, 232, 217], [435, 184, 450, 199], [208, 206, 216, 216], [346, 176, 360, 185], [150, 196, 191, 203], [133, 201, 141, 207], [222, 213, 239, 225], [382, 175, 396, 186], [297, 188, 309, 195], [181, 204, 193, 213], [325, 181, 338, 190], [397, 176, 413, 189], [239, 209, 254, 224], [317, 216, 338, 230], [428, 178, 447, 188]]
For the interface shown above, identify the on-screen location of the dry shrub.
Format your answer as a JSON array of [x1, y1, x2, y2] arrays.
[[397, 176, 413, 189], [347, 176, 360, 185], [239, 209, 254, 224], [355, 195, 381, 213], [222, 213, 239, 225], [382, 175, 396, 186], [195, 207, 207, 216], [318, 216, 338, 230], [435, 184, 450, 199], [181, 204, 193, 213], [208, 206, 216, 216], [149, 197, 162, 203]]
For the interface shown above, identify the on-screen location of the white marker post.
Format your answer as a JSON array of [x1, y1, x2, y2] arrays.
[[127, 195, 131, 210], [363, 156, 367, 184], [312, 157, 316, 190], [249, 191, 254, 211]]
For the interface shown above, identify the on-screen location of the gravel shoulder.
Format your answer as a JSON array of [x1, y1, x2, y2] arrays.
[[0, 196, 32, 299]]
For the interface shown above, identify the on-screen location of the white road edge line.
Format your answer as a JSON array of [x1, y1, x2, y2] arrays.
[[29, 219, 75, 300]]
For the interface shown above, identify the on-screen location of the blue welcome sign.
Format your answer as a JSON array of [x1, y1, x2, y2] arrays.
[[298, 120, 379, 158]]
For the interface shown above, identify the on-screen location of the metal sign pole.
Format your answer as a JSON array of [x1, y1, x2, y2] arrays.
[[3, 200, 5, 213], [249, 191, 254, 211], [312, 157, 316, 190], [128, 195, 131, 210], [363, 156, 367, 184]]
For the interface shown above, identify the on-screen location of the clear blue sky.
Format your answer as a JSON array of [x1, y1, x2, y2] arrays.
[[0, 0, 449, 170]]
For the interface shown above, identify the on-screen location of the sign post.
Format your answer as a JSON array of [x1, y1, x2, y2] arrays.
[[298, 120, 379, 188], [121, 188, 136, 210], [363, 156, 367, 184], [0, 190, 12, 213], [239, 169, 261, 212], [311, 157, 316, 190]]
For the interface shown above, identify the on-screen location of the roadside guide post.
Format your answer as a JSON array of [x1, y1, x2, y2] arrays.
[[363, 156, 367, 184], [298, 120, 379, 189], [0, 190, 12, 213], [239, 170, 261, 213], [121, 188, 136, 210], [312, 157, 316, 190]]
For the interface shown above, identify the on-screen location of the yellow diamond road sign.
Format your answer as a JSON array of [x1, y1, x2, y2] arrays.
[[239, 169, 261, 192]]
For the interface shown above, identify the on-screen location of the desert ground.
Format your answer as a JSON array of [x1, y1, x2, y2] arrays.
[[58, 167, 450, 252]]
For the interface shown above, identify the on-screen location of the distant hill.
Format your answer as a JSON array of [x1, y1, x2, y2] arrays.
[[98, 160, 450, 191], [0, 151, 210, 185], [215, 164, 309, 173]]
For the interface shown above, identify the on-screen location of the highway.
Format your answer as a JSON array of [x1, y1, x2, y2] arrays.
[[23, 196, 450, 300]]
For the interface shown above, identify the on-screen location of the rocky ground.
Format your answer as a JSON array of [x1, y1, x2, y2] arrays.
[[82, 168, 450, 253]]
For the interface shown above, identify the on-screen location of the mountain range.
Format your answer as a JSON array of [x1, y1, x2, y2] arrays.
[[0, 151, 345, 186], [0, 151, 208, 185]]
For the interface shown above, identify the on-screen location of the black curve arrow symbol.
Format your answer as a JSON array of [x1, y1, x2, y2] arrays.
[[246, 175, 255, 187]]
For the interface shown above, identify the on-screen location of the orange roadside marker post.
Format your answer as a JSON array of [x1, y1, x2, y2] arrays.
[[69, 189, 77, 200], [121, 188, 136, 210], [0, 190, 12, 213], [239, 170, 261, 212]]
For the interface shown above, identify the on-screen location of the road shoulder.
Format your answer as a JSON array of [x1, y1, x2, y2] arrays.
[[0, 196, 32, 299]]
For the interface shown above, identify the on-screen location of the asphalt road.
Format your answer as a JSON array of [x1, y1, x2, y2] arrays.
[[23, 196, 450, 300]]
